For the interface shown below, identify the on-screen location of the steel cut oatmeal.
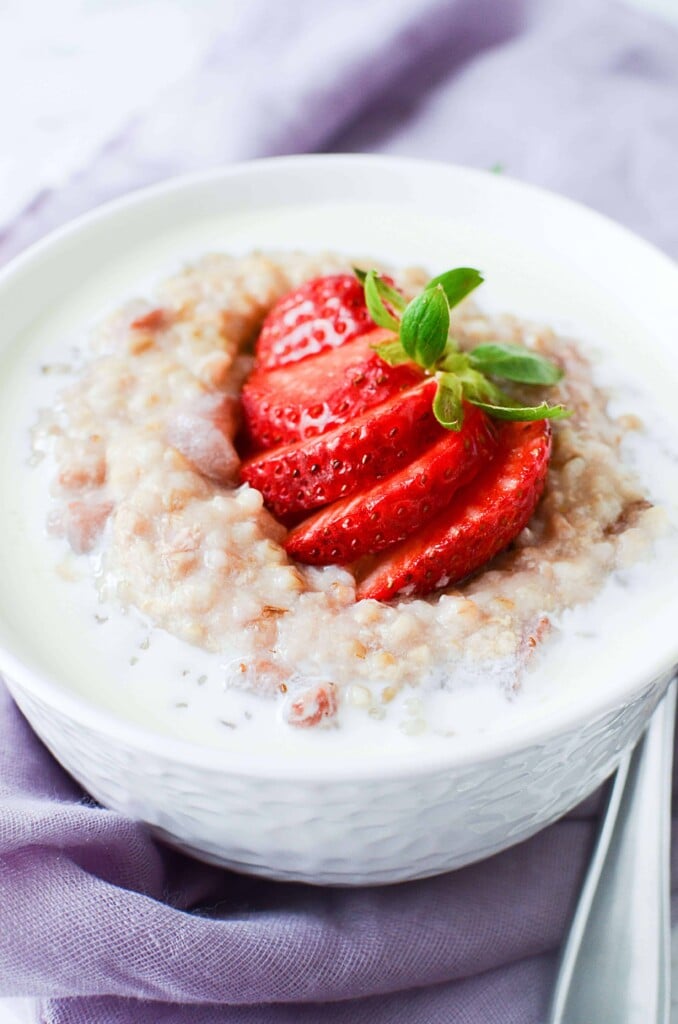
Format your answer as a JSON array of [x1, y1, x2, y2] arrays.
[[32, 252, 667, 731]]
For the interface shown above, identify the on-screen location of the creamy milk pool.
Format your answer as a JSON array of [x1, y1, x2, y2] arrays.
[[0, 202, 677, 765]]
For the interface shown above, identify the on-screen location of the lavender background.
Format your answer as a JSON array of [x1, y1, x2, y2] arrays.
[[1, 0, 677, 1021]]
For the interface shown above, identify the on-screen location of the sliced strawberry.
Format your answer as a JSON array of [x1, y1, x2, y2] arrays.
[[286, 405, 498, 564], [240, 378, 444, 521], [356, 419, 552, 601], [256, 273, 375, 369], [241, 328, 424, 451]]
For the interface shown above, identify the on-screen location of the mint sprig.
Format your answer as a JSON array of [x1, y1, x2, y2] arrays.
[[355, 266, 570, 431], [469, 399, 571, 421], [426, 267, 484, 309], [432, 372, 464, 429], [400, 284, 449, 367], [364, 270, 404, 331], [468, 342, 563, 386]]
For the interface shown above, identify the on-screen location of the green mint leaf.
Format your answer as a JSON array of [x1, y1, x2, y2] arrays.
[[356, 268, 405, 311], [468, 343, 563, 385], [456, 366, 505, 404], [442, 336, 461, 358], [490, 162, 505, 174], [439, 349, 469, 374], [368, 273, 406, 313], [460, 369, 572, 422], [364, 270, 401, 332], [371, 338, 411, 366], [433, 373, 464, 431], [467, 399, 572, 421], [426, 267, 483, 310], [400, 284, 450, 367]]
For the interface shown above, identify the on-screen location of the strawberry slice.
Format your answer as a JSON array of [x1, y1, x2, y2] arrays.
[[256, 273, 375, 369], [286, 405, 498, 564], [241, 328, 424, 451], [240, 378, 444, 521], [356, 419, 552, 601]]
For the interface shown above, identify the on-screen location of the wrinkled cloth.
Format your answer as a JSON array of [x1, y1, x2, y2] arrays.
[[1, 1, 678, 1022]]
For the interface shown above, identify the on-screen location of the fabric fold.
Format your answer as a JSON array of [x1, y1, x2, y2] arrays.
[[1, 686, 594, 1008]]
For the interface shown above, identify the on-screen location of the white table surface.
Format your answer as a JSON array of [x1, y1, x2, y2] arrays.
[[1, 0, 676, 1019]]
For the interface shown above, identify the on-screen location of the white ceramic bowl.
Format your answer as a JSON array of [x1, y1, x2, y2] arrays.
[[0, 156, 676, 885]]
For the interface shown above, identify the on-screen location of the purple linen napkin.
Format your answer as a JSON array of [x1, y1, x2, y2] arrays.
[[1, 686, 595, 1023], [1, 1, 677, 1022]]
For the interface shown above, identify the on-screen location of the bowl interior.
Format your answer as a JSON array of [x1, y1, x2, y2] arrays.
[[0, 155, 676, 776]]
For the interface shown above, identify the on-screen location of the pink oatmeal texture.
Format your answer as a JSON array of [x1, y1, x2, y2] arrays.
[[33, 253, 666, 716]]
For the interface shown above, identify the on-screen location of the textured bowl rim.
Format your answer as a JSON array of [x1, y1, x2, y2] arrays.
[[0, 152, 677, 781]]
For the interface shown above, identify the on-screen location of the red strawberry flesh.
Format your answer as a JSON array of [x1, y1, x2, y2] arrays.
[[241, 328, 423, 451], [256, 273, 376, 370], [286, 405, 498, 564], [240, 378, 444, 521], [356, 419, 552, 601]]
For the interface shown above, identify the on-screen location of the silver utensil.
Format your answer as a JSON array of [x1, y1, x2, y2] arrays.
[[548, 679, 676, 1024]]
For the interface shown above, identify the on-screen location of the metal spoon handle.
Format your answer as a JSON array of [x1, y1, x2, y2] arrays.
[[548, 679, 676, 1024]]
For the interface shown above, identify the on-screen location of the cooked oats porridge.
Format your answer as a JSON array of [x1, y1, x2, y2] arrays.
[[21, 251, 675, 740]]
